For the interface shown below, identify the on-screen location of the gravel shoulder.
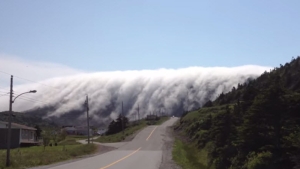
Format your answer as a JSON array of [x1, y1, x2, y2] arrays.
[[159, 126, 182, 169]]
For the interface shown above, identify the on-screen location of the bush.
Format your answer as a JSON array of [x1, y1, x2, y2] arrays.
[[245, 151, 273, 169]]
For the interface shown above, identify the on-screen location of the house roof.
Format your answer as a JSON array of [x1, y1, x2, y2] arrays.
[[0, 121, 37, 130]]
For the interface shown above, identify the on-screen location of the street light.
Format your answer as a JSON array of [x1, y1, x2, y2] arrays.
[[6, 89, 37, 167], [12, 90, 37, 103]]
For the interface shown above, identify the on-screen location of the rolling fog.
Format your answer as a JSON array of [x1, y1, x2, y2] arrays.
[[0, 65, 270, 124]]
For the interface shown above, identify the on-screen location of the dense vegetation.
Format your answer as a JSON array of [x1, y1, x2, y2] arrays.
[[95, 115, 169, 143], [106, 114, 129, 135], [95, 119, 146, 143], [175, 57, 300, 169]]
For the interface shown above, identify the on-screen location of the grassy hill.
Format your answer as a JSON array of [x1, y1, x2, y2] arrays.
[[0, 111, 57, 128], [174, 56, 300, 169]]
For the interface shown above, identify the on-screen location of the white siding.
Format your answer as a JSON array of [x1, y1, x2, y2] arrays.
[[21, 129, 35, 140], [19, 129, 22, 144]]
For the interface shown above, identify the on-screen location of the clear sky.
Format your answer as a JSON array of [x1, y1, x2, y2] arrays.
[[0, 0, 299, 71]]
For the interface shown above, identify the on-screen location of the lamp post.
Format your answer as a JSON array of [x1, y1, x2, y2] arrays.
[[12, 90, 37, 103], [6, 76, 37, 167]]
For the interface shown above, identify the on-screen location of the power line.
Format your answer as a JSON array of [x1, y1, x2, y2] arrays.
[[0, 90, 9, 94], [0, 70, 60, 90], [1, 70, 90, 102], [12, 97, 84, 116], [17, 97, 50, 105], [0, 70, 11, 76], [1, 90, 51, 105], [13, 90, 53, 104], [15, 97, 40, 104], [0, 94, 9, 97], [11, 90, 86, 110], [0, 88, 9, 92], [1, 71, 90, 115]]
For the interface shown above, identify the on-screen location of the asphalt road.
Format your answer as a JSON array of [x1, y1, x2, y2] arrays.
[[43, 117, 179, 169]]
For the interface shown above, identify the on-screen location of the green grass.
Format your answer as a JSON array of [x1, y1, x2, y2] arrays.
[[94, 116, 170, 143], [58, 138, 81, 145], [172, 105, 226, 169], [172, 138, 214, 169], [66, 135, 88, 140], [0, 144, 97, 169], [179, 105, 231, 125], [95, 120, 147, 143], [153, 116, 170, 125]]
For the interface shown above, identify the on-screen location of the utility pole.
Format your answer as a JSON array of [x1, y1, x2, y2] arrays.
[[122, 101, 124, 135], [138, 104, 140, 121], [136, 112, 138, 121], [85, 95, 90, 144], [6, 75, 13, 167]]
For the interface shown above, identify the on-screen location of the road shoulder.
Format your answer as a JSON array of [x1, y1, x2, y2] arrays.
[[159, 126, 182, 169]]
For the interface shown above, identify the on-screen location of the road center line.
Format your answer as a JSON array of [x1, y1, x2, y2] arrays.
[[146, 126, 157, 141], [99, 147, 141, 169]]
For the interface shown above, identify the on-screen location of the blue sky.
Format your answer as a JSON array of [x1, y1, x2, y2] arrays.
[[0, 0, 299, 71]]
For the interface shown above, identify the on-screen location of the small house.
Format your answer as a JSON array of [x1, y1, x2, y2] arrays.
[[0, 121, 38, 149], [61, 126, 77, 135], [75, 126, 93, 136]]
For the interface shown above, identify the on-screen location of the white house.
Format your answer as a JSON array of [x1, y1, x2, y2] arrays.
[[0, 121, 38, 149]]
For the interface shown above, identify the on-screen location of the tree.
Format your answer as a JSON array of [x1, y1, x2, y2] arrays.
[[106, 114, 129, 135], [58, 129, 67, 142], [207, 107, 237, 169], [41, 129, 52, 150], [52, 129, 59, 145], [34, 125, 42, 140], [203, 100, 213, 108]]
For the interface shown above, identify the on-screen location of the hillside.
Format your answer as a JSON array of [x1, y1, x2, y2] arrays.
[[0, 111, 57, 128], [174, 56, 300, 169], [24, 107, 107, 128]]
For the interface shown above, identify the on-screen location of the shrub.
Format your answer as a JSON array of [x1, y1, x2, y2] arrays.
[[245, 151, 273, 169]]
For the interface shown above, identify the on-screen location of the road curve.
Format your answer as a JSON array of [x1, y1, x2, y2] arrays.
[[40, 117, 179, 169]]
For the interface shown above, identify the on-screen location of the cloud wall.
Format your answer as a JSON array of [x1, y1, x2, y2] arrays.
[[0, 64, 271, 125]]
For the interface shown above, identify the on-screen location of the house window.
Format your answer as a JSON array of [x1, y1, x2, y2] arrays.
[[21, 129, 33, 140], [21, 129, 26, 139]]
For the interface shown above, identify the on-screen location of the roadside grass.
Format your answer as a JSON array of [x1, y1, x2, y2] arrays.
[[0, 144, 97, 169], [172, 106, 224, 169], [153, 116, 170, 125], [94, 116, 170, 143], [94, 120, 147, 143], [66, 135, 88, 140], [172, 138, 214, 169], [58, 138, 81, 145]]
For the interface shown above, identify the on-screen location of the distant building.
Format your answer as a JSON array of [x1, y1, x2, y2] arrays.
[[76, 126, 93, 136], [62, 126, 77, 135], [0, 121, 38, 149]]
